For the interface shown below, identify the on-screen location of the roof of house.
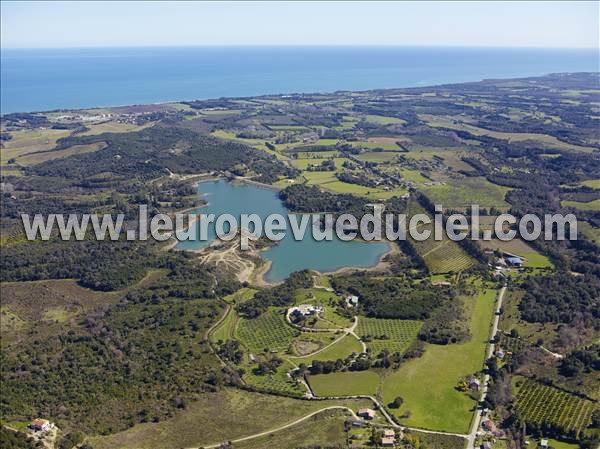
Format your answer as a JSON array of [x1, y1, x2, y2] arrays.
[[381, 436, 395, 445], [482, 419, 496, 431], [358, 407, 375, 416], [506, 256, 524, 264], [31, 419, 49, 425], [31, 419, 50, 428], [383, 429, 395, 437]]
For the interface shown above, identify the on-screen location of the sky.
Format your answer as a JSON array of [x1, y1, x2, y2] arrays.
[[1, 1, 599, 49]]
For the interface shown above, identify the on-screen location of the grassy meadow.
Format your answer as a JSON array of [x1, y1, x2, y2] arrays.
[[381, 287, 497, 433]]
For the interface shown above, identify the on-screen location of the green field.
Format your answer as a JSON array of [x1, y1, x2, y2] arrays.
[[356, 151, 401, 163], [398, 168, 430, 183], [309, 370, 381, 397], [562, 199, 600, 211], [365, 114, 407, 126], [0, 128, 73, 165], [319, 180, 407, 199], [294, 150, 342, 159], [381, 287, 497, 433], [421, 177, 510, 210], [291, 333, 363, 365], [210, 306, 237, 343], [580, 179, 600, 188], [356, 317, 423, 355], [244, 358, 305, 396], [335, 118, 359, 130], [16, 141, 108, 166], [89, 388, 372, 449], [291, 156, 349, 170], [234, 410, 349, 449], [352, 137, 407, 151], [478, 237, 552, 269], [302, 170, 339, 185], [580, 222, 600, 243], [223, 287, 258, 304]]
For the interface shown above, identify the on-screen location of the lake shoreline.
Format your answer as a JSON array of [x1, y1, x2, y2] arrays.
[[167, 177, 394, 285], [256, 238, 397, 287]]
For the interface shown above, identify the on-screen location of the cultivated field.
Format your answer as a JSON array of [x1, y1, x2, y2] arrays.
[[562, 199, 600, 211], [420, 114, 597, 153], [308, 370, 381, 397], [408, 203, 476, 273], [515, 378, 596, 438], [236, 310, 300, 353], [17, 141, 108, 165], [0, 128, 72, 165], [356, 317, 423, 355], [421, 177, 510, 210]]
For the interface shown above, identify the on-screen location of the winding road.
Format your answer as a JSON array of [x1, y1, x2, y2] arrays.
[[198, 406, 358, 449], [206, 282, 507, 448]]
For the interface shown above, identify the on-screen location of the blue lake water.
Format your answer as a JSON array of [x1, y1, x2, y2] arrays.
[[175, 179, 390, 283], [2, 46, 599, 113]]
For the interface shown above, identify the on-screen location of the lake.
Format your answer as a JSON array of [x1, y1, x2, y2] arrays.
[[2, 46, 598, 113], [175, 179, 390, 283]]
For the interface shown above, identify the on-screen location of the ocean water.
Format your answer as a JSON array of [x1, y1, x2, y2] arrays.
[[175, 179, 390, 283], [1, 46, 598, 113]]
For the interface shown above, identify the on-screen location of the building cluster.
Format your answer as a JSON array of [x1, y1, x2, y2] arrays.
[[289, 304, 323, 318], [380, 428, 397, 446]]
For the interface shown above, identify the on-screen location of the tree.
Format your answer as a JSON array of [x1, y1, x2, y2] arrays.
[[389, 396, 404, 408]]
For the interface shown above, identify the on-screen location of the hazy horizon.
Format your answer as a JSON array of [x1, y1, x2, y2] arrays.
[[3, 44, 600, 50], [2, 1, 598, 49]]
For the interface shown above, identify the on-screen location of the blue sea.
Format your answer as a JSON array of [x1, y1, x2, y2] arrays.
[[1, 46, 598, 113]]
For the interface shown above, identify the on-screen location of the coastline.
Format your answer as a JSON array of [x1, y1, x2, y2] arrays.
[[4, 46, 598, 114]]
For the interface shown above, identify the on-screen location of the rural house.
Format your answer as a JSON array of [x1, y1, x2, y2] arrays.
[[357, 408, 376, 420], [346, 295, 359, 307], [30, 419, 51, 432], [381, 436, 395, 446], [469, 376, 481, 391]]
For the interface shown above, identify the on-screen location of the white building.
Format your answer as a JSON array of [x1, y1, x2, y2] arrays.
[[346, 295, 359, 307], [30, 419, 52, 432], [289, 304, 323, 317]]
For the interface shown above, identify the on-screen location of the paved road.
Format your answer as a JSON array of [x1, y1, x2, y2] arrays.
[[466, 285, 507, 449], [198, 391, 468, 449]]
